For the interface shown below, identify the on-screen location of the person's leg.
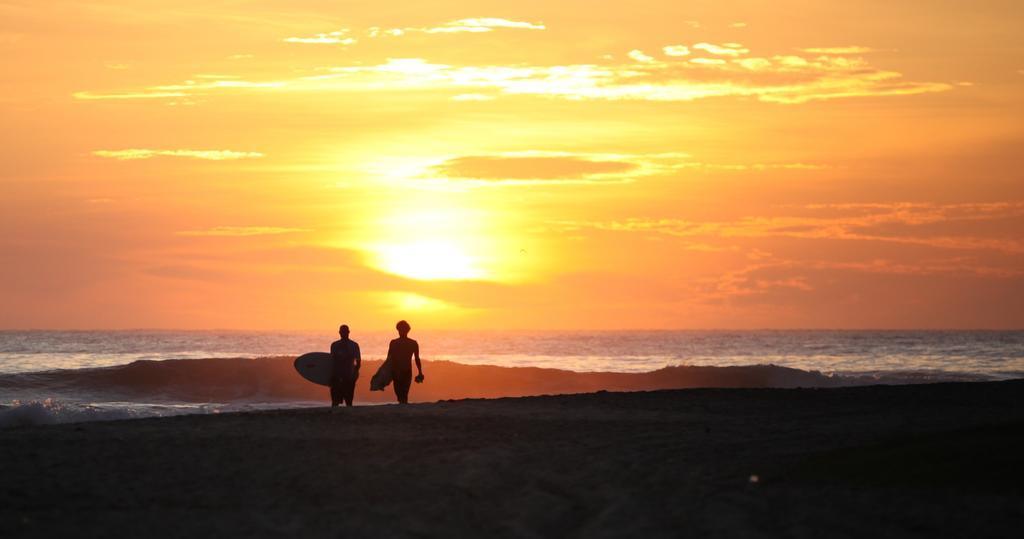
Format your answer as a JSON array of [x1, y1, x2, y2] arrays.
[[343, 376, 356, 407], [400, 371, 410, 403], [329, 376, 342, 407], [393, 370, 411, 404]]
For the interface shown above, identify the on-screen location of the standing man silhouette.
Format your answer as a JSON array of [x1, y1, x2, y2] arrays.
[[330, 324, 361, 407], [386, 320, 424, 404]]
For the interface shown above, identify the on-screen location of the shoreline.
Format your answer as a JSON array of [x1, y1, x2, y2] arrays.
[[5, 357, 1016, 415], [2, 381, 1023, 537]]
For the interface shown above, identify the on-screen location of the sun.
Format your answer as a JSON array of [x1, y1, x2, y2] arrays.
[[359, 205, 496, 281], [345, 194, 540, 283], [373, 240, 485, 281]]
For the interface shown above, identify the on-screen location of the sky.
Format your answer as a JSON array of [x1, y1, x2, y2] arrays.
[[2, 0, 1023, 330]]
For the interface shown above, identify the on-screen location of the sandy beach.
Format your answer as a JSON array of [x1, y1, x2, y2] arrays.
[[2, 380, 1022, 538]]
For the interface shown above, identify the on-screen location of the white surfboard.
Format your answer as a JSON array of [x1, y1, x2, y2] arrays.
[[294, 352, 334, 387]]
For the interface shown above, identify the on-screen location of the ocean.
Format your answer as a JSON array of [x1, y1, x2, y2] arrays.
[[2, 330, 1022, 427]]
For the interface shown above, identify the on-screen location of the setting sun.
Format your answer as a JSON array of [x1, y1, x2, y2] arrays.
[[372, 240, 484, 281]]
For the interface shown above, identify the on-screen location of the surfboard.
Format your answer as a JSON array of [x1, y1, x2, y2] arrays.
[[370, 358, 393, 391], [294, 352, 334, 386]]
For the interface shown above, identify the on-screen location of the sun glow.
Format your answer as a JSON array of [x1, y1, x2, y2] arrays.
[[355, 204, 513, 281], [384, 291, 457, 311], [374, 240, 484, 280]]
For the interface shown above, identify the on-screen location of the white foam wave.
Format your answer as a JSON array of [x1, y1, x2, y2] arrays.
[[0, 398, 320, 428], [0, 399, 152, 428]]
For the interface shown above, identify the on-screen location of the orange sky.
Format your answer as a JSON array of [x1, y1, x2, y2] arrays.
[[2, 0, 1023, 330]]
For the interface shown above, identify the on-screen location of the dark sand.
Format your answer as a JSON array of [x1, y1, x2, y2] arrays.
[[2, 381, 1022, 538]]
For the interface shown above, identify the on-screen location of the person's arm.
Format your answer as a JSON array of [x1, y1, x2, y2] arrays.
[[414, 341, 423, 376], [329, 341, 338, 377], [354, 342, 361, 371]]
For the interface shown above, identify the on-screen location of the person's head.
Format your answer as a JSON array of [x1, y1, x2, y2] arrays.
[[339, 324, 350, 339], [396, 320, 410, 337]]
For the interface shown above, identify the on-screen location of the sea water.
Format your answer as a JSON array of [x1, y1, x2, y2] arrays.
[[1, 330, 1022, 426]]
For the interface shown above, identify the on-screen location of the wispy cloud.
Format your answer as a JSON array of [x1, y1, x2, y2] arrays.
[[367, 18, 545, 37], [692, 42, 750, 56], [194, 74, 241, 80], [92, 149, 264, 160], [74, 91, 189, 100], [432, 154, 638, 181], [316, 52, 951, 104], [416, 18, 545, 33], [75, 76, 284, 100], [663, 45, 690, 57], [697, 256, 1024, 305], [553, 202, 1024, 253], [801, 46, 878, 55], [690, 58, 727, 65], [177, 226, 310, 237], [74, 40, 951, 105], [383, 151, 656, 186], [383, 151, 820, 187], [679, 162, 825, 171], [627, 49, 656, 63], [284, 29, 355, 45], [450, 93, 496, 101]]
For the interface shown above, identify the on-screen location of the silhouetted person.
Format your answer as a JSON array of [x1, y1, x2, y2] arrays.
[[386, 320, 423, 404], [330, 324, 361, 407]]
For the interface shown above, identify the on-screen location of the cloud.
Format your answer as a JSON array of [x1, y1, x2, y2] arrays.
[[74, 42, 952, 105], [420, 18, 545, 33], [74, 91, 188, 100], [553, 202, 1024, 253], [801, 46, 878, 55], [696, 258, 1024, 308], [678, 162, 825, 171], [663, 45, 690, 57], [151, 80, 284, 90], [734, 58, 772, 70], [383, 151, 813, 186], [177, 226, 310, 237], [92, 149, 264, 160], [627, 49, 656, 63], [284, 29, 356, 45], [369, 18, 545, 37], [450, 93, 495, 101], [692, 42, 750, 56], [432, 154, 639, 180], [321, 53, 952, 104], [74, 76, 285, 100], [385, 151, 698, 186], [690, 58, 726, 65]]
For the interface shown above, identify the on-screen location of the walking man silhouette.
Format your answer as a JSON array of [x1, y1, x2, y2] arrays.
[[330, 324, 361, 407], [385, 320, 424, 404]]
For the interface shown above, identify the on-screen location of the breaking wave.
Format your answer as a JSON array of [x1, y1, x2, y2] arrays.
[[1, 355, 1010, 403]]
